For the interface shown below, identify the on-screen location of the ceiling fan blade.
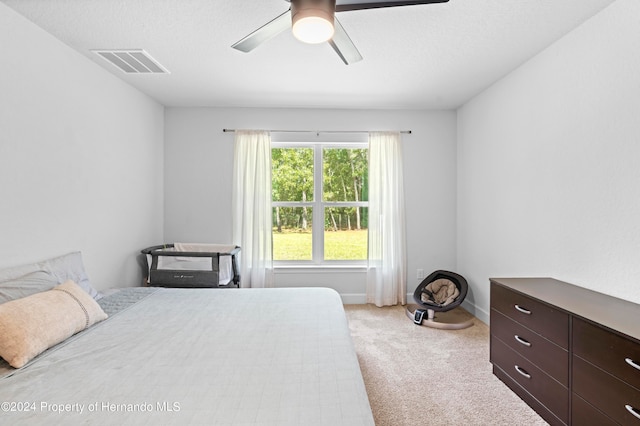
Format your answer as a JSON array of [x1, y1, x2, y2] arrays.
[[328, 17, 363, 65], [335, 0, 448, 12], [232, 9, 292, 53]]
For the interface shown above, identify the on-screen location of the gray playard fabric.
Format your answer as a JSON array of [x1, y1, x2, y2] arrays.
[[0, 287, 374, 425]]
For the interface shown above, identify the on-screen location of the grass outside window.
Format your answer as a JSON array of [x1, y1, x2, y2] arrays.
[[273, 229, 367, 261]]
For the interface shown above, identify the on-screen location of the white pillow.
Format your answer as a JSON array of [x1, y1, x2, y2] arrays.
[[38, 252, 101, 300], [0, 252, 102, 300], [0, 271, 59, 304]]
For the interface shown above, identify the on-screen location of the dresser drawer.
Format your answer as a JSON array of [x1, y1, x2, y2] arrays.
[[491, 309, 568, 385], [573, 355, 640, 425], [492, 337, 568, 422], [491, 282, 569, 348], [571, 393, 618, 426], [493, 366, 566, 426], [573, 317, 640, 390]]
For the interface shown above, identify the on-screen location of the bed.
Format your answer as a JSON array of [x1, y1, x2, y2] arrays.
[[141, 243, 241, 288], [0, 253, 374, 425]]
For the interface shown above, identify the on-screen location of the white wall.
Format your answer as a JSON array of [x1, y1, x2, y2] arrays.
[[164, 107, 457, 302], [0, 4, 164, 290], [457, 0, 640, 323]]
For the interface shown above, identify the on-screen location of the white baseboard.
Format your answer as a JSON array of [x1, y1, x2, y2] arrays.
[[341, 293, 416, 305], [461, 299, 489, 324], [340, 293, 488, 325], [340, 293, 367, 304]]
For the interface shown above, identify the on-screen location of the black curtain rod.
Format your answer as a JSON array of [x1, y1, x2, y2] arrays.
[[222, 129, 411, 134]]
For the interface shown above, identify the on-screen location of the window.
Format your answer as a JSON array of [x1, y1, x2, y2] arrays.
[[272, 143, 368, 264]]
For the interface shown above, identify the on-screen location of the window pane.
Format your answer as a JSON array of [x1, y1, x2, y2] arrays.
[[323, 148, 368, 202], [272, 207, 313, 261], [272, 148, 314, 202], [324, 207, 368, 260]]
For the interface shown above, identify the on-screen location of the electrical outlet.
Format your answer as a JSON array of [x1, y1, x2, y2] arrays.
[[417, 269, 424, 280]]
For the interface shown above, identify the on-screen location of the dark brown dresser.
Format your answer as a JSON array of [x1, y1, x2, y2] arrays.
[[490, 277, 640, 426]]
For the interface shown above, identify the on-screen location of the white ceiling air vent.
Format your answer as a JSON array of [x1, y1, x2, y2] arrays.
[[92, 49, 169, 74]]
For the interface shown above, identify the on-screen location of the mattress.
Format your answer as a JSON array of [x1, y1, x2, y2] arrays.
[[0, 287, 374, 425]]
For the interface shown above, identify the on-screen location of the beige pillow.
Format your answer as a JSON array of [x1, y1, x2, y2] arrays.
[[0, 280, 107, 368]]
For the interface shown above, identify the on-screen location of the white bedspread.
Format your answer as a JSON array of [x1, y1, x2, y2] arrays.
[[0, 287, 374, 425]]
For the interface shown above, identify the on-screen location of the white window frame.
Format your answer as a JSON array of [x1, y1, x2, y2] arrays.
[[272, 141, 368, 266]]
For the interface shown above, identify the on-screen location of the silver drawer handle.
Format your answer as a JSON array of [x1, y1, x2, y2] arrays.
[[514, 365, 531, 379], [514, 304, 532, 315], [626, 358, 640, 372], [626, 404, 640, 420], [514, 335, 532, 347]]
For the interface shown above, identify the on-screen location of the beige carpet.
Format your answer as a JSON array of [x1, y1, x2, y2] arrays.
[[344, 304, 549, 426]]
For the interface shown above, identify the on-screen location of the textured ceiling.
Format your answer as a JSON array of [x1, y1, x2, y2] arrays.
[[2, 0, 616, 109]]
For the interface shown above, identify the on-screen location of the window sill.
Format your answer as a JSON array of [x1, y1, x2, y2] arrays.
[[274, 264, 367, 274]]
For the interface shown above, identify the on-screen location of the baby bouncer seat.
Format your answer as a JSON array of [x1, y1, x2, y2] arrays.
[[405, 270, 474, 330]]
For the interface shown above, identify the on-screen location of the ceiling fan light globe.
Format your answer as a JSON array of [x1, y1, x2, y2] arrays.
[[292, 16, 334, 44], [291, 0, 336, 44]]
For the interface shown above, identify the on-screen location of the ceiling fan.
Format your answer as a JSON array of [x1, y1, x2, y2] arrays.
[[232, 0, 449, 65]]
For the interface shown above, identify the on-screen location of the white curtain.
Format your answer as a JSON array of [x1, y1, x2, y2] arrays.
[[232, 130, 273, 288], [367, 131, 407, 306]]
